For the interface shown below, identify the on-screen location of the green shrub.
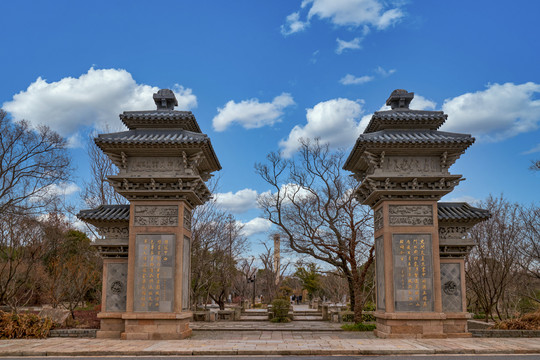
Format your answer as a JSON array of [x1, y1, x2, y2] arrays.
[[271, 298, 290, 321], [340, 310, 375, 323], [0, 311, 53, 339], [340, 311, 355, 322], [363, 301, 376, 312], [341, 322, 376, 331], [362, 312, 376, 322]]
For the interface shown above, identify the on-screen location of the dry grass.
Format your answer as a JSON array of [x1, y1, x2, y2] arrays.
[[493, 311, 540, 330]]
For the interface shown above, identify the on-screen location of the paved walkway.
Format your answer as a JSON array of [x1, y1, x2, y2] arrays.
[[191, 321, 343, 331], [0, 337, 539, 356]]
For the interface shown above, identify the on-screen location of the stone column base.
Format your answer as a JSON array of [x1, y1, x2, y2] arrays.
[[96, 312, 125, 339], [121, 312, 192, 340], [374, 312, 447, 339]]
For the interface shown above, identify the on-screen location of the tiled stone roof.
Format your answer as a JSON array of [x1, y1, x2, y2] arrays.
[[95, 129, 209, 145], [364, 110, 447, 133], [120, 110, 202, 132], [438, 202, 490, 222], [358, 130, 474, 145], [77, 205, 130, 222], [77, 202, 490, 224]]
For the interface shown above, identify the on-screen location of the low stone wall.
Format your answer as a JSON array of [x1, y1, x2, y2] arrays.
[[49, 329, 97, 338], [471, 329, 540, 338], [466, 319, 494, 330]]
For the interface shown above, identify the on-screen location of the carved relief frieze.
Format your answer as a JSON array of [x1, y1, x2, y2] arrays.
[[439, 245, 474, 258], [439, 226, 468, 241], [98, 226, 129, 240], [184, 208, 192, 231], [129, 157, 182, 173], [374, 208, 383, 231], [358, 177, 463, 196], [134, 205, 178, 226], [380, 156, 441, 174], [121, 153, 206, 178], [389, 205, 433, 226]]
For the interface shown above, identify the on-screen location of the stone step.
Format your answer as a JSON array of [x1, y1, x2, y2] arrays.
[[293, 312, 322, 316], [293, 316, 324, 321], [239, 316, 268, 321], [242, 311, 268, 316]]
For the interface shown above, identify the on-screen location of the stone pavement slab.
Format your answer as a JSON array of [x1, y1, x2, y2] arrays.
[[0, 337, 539, 356]]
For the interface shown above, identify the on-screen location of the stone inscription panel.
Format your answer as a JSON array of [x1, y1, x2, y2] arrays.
[[375, 236, 385, 311], [393, 234, 434, 312], [389, 205, 433, 226], [106, 262, 128, 312], [441, 262, 462, 312], [134, 205, 178, 227], [134, 234, 175, 312]]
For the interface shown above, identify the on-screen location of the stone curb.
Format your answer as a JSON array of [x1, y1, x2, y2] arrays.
[[2, 349, 540, 356], [471, 329, 540, 338]]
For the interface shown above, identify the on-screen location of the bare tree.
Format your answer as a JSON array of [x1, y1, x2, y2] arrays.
[[190, 197, 247, 310], [319, 271, 350, 304], [0, 214, 45, 310], [0, 110, 71, 216], [81, 132, 126, 208], [466, 195, 524, 321], [256, 139, 374, 322]]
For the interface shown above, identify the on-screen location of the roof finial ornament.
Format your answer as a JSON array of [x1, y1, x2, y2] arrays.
[[386, 89, 414, 110], [153, 89, 178, 110]]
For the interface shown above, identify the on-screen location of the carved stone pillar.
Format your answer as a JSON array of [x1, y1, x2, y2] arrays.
[[78, 89, 220, 340], [344, 89, 489, 338]]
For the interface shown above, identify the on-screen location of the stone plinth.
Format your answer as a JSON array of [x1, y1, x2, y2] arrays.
[[121, 312, 191, 340]]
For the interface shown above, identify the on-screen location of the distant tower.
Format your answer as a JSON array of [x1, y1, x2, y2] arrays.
[[273, 234, 280, 285]]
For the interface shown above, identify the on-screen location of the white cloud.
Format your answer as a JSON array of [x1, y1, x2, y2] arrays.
[[410, 94, 437, 111], [30, 182, 80, 203], [215, 188, 259, 213], [281, 11, 310, 36], [212, 93, 295, 132], [523, 143, 540, 155], [336, 37, 362, 54], [375, 66, 396, 77], [279, 98, 364, 157], [239, 217, 272, 237], [301, 0, 403, 28], [441, 82, 540, 141], [2, 68, 197, 144], [339, 74, 374, 85], [259, 183, 315, 207]]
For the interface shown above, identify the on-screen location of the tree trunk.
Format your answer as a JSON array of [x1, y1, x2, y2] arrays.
[[345, 273, 355, 311]]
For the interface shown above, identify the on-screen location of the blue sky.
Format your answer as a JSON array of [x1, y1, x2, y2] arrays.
[[1, 0, 539, 245]]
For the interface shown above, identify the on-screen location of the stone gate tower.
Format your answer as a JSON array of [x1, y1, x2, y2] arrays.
[[78, 89, 221, 339], [344, 89, 489, 338]]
